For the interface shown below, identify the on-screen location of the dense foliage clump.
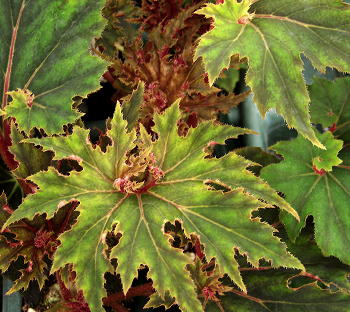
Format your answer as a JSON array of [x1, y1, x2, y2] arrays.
[[0, 0, 350, 311]]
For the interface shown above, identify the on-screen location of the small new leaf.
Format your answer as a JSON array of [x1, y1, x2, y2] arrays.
[[9, 122, 52, 179], [195, 0, 350, 147], [122, 81, 145, 131]]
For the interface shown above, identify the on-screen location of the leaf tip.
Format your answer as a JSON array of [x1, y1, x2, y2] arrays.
[[312, 139, 326, 150]]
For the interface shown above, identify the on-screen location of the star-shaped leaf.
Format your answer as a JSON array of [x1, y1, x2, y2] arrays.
[[3, 104, 302, 312], [260, 132, 350, 265], [310, 77, 350, 143], [195, 0, 350, 147], [0, 0, 106, 134]]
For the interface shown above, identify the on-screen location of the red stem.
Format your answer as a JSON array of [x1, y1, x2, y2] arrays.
[[2, 1, 25, 109], [11, 221, 37, 233], [124, 282, 154, 299], [0, 3, 26, 170], [337, 165, 350, 170], [299, 271, 323, 283], [230, 289, 265, 305], [103, 282, 154, 307], [103, 71, 116, 85], [239, 266, 273, 272], [56, 271, 74, 302], [254, 14, 290, 21]]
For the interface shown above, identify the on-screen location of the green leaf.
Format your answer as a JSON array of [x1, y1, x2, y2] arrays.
[[310, 77, 350, 143], [9, 122, 52, 179], [121, 81, 144, 132], [206, 270, 350, 312], [215, 68, 240, 93], [195, 0, 350, 147], [152, 103, 299, 220], [0, 0, 106, 134], [286, 228, 350, 294], [260, 132, 350, 265], [234, 146, 280, 175], [144, 291, 174, 309], [4, 104, 302, 312]]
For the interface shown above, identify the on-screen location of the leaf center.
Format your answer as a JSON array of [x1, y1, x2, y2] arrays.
[[8, 89, 35, 109], [113, 150, 164, 194]]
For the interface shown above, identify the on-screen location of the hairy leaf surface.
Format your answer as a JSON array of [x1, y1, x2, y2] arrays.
[[0, 0, 106, 134], [310, 77, 350, 143], [195, 0, 350, 147], [4, 105, 302, 311], [260, 132, 350, 264]]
